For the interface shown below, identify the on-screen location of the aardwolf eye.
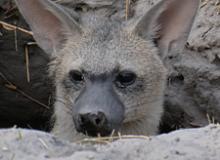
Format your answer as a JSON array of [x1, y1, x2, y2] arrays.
[[69, 70, 84, 83], [115, 71, 136, 88]]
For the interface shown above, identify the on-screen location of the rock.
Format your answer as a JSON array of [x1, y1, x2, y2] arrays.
[[0, 125, 219, 160]]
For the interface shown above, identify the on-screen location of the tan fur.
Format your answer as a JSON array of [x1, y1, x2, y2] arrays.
[[50, 28, 167, 141], [15, 0, 199, 142]]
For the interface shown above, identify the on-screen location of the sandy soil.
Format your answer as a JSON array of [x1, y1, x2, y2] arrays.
[[0, 124, 219, 160]]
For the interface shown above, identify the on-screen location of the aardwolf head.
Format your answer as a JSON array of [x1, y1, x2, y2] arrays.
[[16, 0, 199, 141]]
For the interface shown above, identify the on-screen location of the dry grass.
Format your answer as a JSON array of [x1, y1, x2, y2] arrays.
[[24, 42, 37, 83], [0, 21, 35, 82], [0, 19, 49, 110], [0, 72, 50, 110], [207, 113, 218, 125], [77, 135, 150, 144], [200, 0, 220, 14], [125, 0, 130, 20], [0, 20, 33, 35]]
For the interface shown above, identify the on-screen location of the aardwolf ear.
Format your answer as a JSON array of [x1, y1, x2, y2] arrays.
[[15, 0, 81, 56], [133, 0, 199, 58]]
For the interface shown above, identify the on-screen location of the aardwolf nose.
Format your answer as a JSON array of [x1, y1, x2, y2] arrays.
[[76, 112, 111, 136]]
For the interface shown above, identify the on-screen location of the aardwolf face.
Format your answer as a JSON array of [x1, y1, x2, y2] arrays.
[[16, 0, 199, 140], [52, 23, 167, 136]]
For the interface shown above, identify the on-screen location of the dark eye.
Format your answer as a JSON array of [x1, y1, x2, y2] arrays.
[[69, 70, 84, 83], [115, 71, 136, 88]]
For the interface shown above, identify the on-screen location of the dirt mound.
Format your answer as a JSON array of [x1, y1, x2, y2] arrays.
[[0, 0, 220, 132], [0, 125, 219, 160]]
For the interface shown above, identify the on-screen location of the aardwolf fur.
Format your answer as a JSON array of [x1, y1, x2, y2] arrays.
[[16, 0, 199, 141]]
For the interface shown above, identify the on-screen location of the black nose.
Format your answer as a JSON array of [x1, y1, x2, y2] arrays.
[[80, 112, 106, 127], [76, 112, 111, 136]]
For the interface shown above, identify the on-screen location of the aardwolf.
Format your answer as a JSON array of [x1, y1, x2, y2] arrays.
[[16, 0, 199, 141]]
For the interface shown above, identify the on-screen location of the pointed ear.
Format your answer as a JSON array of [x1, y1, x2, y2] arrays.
[[15, 0, 81, 56], [133, 0, 199, 58]]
